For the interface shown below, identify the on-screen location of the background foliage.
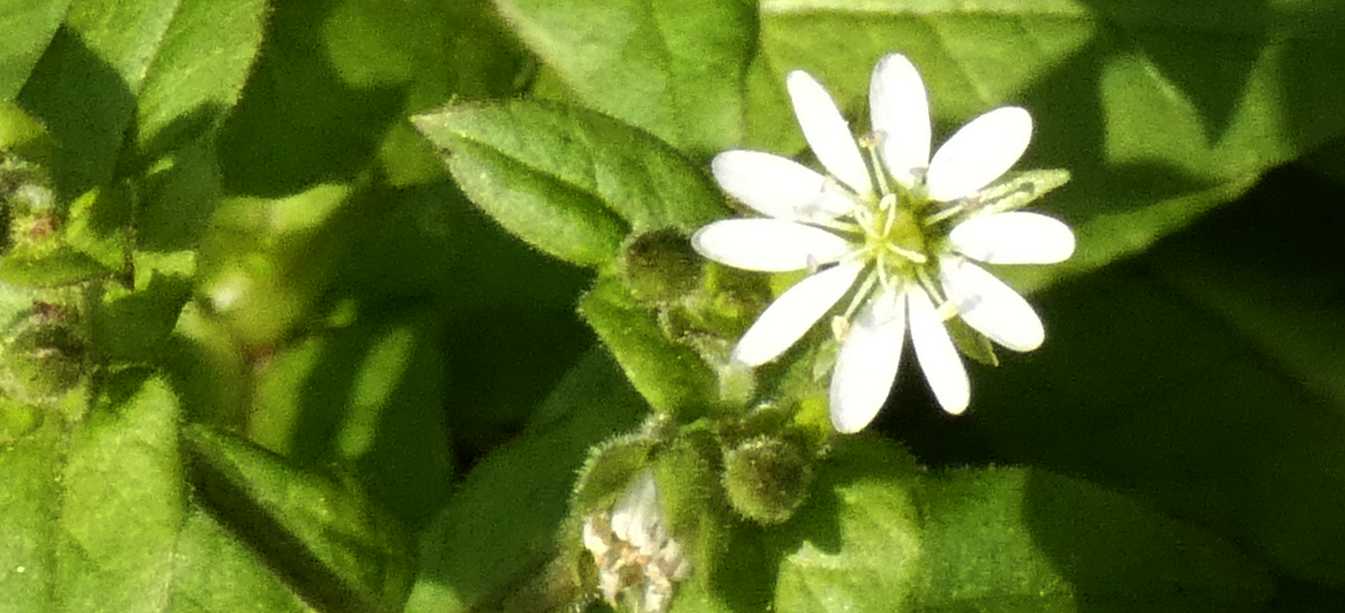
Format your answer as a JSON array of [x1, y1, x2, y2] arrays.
[[2, 0, 1343, 611]]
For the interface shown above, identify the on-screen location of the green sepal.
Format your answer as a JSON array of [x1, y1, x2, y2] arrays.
[[652, 425, 732, 602], [945, 317, 999, 367], [579, 276, 719, 418], [972, 169, 1071, 215], [571, 427, 660, 515]]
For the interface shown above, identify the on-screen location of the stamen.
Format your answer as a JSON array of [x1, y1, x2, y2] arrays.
[[885, 243, 928, 264], [923, 203, 965, 226], [807, 217, 863, 234], [880, 196, 899, 236], [914, 267, 945, 305], [840, 269, 880, 322], [860, 132, 894, 196]]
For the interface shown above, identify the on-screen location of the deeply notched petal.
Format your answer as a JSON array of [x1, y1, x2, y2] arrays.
[[691, 219, 852, 272], [786, 70, 873, 196], [732, 262, 864, 367], [908, 287, 969, 414], [830, 286, 906, 433], [925, 107, 1032, 202], [869, 53, 931, 189], [939, 256, 1044, 352], [711, 150, 854, 221], [949, 212, 1075, 264]]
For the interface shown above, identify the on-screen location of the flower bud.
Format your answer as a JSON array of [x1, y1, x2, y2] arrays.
[[723, 434, 814, 525], [619, 229, 702, 304], [0, 300, 86, 405]]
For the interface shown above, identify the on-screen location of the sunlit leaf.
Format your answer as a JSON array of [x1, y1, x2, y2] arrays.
[[413, 99, 725, 268]]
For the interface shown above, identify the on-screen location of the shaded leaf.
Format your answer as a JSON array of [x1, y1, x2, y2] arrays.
[[755, 439, 1270, 612], [962, 167, 1345, 586], [196, 183, 354, 347], [219, 0, 529, 193], [249, 308, 456, 533], [405, 350, 646, 612], [17, 0, 268, 195]]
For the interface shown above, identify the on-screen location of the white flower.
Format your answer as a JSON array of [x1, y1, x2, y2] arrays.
[[582, 470, 691, 613], [692, 53, 1074, 433]]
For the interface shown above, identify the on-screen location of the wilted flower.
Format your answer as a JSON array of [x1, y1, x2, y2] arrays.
[[582, 470, 690, 612], [692, 53, 1074, 433]]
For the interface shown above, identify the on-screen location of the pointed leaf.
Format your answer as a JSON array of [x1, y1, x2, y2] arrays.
[[413, 99, 725, 267]]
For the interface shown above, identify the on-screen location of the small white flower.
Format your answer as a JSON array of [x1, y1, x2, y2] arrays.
[[692, 53, 1074, 433], [582, 470, 691, 613]]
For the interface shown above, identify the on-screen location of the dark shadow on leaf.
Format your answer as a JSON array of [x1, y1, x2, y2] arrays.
[[964, 166, 1345, 589], [186, 426, 404, 613], [16, 27, 135, 200], [218, 0, 406, 196], [1073, 0, 1271, 140]]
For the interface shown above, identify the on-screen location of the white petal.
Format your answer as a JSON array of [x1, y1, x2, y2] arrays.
[[691, 219, 853, 272], [711, 150, 856, 221], [829, 286, 906, 433], [732, 262, 864, 367], [786, 70, 873, 195], [617, 472, 658, 545], [926, 107, 1033, 202], [939, 256, 1044, 352], [581, 518, 609, 556], [869, 53, 931, 189], [949, 212, 1075, 264], [908, 287, 970, 414]]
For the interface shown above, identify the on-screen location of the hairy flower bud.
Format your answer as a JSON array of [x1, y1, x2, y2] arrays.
[[723, 434, 814, 525], [619, 229, 702, 304], [0, 300, 86, 405]]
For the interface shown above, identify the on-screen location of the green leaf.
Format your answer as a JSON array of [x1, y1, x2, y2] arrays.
[[325, 182, 593, 451], [412, 99, 725, 268], [914, 467, 1272, 611], [130, 0, 268, 163], [16, 0, 268, 195], [755, 439, 1270, 612], [579, 276, 718, 417], [0, 370, 311, 611], [219, 0, 529, 193], [405, 350, 647, 613], [247, 308, 456, 532], [498, 0, 756, 155], [964, 166, 1345, 587], [187, 423, 413, 612], [166, 509, 311, 613], [0, 0, 70, 101]]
